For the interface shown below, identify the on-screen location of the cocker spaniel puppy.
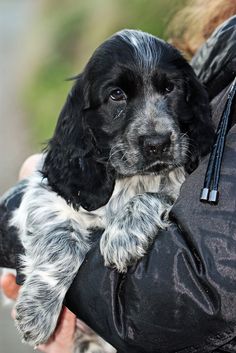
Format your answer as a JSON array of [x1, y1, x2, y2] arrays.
[[11, 30, 214, 352]]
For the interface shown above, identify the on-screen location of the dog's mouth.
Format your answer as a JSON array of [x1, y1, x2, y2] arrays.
[[111, 154, 178, 176], [139, 159, 177, 174]]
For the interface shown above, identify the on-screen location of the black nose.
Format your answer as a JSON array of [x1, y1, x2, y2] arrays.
[[140, 133, 171, 158]]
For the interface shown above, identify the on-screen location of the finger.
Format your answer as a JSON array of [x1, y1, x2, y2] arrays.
[[0, 274, 20, 300], [19, 154, 42, 180], [37, 307, 76, 352], [55, 306, 77, 340]]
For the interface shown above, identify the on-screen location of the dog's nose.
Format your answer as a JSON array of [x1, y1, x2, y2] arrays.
[[141, 133, 171, 158]]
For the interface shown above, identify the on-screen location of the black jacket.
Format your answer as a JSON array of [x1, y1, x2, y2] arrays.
[[1, 16, 236, 353]]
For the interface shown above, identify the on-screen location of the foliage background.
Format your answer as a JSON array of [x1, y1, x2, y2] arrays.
[[24, 0, 186, 145]]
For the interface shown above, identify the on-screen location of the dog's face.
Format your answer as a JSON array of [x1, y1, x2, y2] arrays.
[[84, 31, 196, 176], [43, 30, 214, 211]]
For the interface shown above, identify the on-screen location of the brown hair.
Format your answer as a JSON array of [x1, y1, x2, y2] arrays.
[[168, 0, 236, 58]]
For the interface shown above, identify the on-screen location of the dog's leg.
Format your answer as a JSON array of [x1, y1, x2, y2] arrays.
[[100, 193, 172, 273], [15, 223, 90, 347], [12, 177, 91, 347]]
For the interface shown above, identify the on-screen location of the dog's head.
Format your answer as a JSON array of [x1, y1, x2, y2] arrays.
[[43, 29, 214, 211]]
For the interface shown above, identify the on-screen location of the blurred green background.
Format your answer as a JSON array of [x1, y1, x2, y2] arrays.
[[23, 0, 186, 145]]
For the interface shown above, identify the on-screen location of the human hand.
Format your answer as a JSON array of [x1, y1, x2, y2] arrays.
[[18, 154, 42, 179], [37, 307, 76, 353], [0, 273, 77, 353]]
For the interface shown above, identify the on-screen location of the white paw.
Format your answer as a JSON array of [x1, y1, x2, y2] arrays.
[[101, 230, 148, 272], [101, 193, 171, 272]]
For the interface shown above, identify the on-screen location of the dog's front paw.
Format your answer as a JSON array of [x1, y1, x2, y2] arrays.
[[100, 230, 148, 273], [100, 217, 151, 273], [101, 193, 171, 272], [15, 288, 61, 346]]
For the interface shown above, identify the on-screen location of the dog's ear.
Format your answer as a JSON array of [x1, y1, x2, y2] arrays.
[[42, 75, 115, 211], [181, 68, 215, 173]]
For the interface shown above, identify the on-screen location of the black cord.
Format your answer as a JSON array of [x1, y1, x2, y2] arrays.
[[208, 77, 236, 203], [200, 111, 224, 201], [200, 76, 236, 204]]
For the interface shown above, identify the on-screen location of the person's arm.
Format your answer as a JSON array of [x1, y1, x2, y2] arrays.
[[1, 123, 236, 353], [1, 109, 236, 353]]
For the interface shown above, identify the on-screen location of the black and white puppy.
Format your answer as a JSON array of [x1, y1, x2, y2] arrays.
[[11, 29, 214, 351]]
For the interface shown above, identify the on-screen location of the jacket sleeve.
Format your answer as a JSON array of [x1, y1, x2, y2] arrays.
[[65, 122, 236, 353]]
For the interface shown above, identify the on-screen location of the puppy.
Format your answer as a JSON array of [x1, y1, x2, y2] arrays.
[[11, 29, 214, 352]]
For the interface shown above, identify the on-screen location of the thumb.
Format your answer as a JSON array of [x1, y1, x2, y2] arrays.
[[0, 273, 20, 300]]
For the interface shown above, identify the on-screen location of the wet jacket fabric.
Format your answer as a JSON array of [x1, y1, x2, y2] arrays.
[[0, 17, 236, 353]]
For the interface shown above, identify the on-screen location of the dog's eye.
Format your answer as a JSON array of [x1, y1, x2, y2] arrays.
[[110, 89, 126, 101], [164, 82, 174, 94]]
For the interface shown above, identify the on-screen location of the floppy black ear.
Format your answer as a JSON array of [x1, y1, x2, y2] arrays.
[[42, 75, 115, 211], [181, 68, 215, 173]]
